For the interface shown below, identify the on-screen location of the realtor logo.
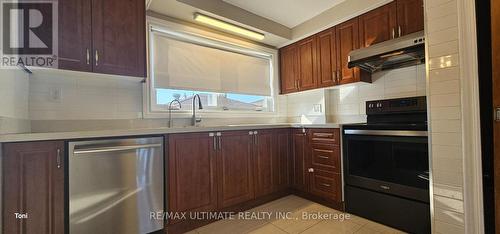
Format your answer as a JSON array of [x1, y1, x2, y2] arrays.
[[1, 0, 58, 68]]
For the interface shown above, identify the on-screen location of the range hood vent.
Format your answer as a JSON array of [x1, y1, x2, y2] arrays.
[[348, 31, 425, 73]]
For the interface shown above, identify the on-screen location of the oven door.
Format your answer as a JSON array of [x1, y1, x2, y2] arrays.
[[343, 129, 430, 202]]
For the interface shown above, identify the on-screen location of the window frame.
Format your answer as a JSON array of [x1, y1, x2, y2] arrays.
[[143, 17, 281, 119]]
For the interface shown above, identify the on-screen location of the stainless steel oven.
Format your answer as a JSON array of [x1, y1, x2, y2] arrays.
[[343, 96, 430, 234], [343, 129, 429, 202]]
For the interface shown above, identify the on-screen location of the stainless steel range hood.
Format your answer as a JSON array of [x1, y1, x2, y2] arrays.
[[348, 31, 425, 73]]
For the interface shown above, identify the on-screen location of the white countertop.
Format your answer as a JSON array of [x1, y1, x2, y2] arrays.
[[0, 123, 346, 143]]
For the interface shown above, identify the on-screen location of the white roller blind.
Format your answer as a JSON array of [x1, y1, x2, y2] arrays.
[[151, 31, 272, 96]]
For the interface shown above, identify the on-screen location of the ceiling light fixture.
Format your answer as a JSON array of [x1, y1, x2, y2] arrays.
[[193, 13, 265, 40]]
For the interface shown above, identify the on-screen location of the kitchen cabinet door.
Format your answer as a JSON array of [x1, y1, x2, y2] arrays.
[[291, 129, 308, 192], [253, 130, 275, 197], [2, 141, 65, 234], [168, 133, 217, 224], [58, 0, 92, 72], [280, 45, 300, 94], [274, 129, 290, 191], [396, 0, 424, 36], [298, 36, 318, 91], [336, 18, 371, 85], [317, 28, 338, 87], [91, 0, 146, 77], [359, 2, 398, 47], [217, 131, 254, 208]]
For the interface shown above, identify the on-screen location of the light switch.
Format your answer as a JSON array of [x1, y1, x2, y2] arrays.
[[313, 104, 322, 113], [48, 87, 61, 102]]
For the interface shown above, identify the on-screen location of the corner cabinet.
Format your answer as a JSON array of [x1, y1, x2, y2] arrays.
[[58, 0, 146, 77], [278, 0, 424, 94], [2, 141, 65, 234]]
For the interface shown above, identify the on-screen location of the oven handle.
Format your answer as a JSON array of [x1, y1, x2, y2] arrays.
[[344, 130, 428, 137]]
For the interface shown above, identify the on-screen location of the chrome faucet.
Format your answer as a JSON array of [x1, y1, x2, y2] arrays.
[[167, 99, 182, 128], [192, 94, 203, 126]]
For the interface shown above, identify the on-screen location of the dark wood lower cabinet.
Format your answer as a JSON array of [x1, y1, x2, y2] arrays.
[[291, 129, 309, 192], [168, 133, 217, 224], [274, 129, 290, 191], [254, 130, 275, 197], [2, 141, 65, 234], [217, 131, 254, 208]]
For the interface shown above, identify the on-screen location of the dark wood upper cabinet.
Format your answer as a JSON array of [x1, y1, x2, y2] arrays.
[[297, 36, 318, 91], [58, 0, 92, 72], [91, 0, 146, 77], [168, 133, 217, 224], [217, 131, 254, 208], [253, 130, 275, 197], [2, 141, 65, 234], [280, 44, 300, 94], [291, 129, 308, 192], [317, 28, 338, 87], [336, 18, 368, 85], [359, 2, 398, 47], [57, 0, 146, 77], [396, 0, 425, 36]]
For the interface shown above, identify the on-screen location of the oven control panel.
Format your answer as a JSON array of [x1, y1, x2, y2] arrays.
[[366, 96, 426, 115]]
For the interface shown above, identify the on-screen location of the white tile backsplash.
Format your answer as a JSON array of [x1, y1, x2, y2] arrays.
[[326, 65, 426, 121], [28, 71, 143, 120]]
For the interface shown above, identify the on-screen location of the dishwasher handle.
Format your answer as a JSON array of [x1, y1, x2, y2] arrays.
[[73, 143, 162, 155]]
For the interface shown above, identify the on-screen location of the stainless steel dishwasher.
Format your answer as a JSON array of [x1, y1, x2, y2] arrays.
[[69, 137, 164, 234]]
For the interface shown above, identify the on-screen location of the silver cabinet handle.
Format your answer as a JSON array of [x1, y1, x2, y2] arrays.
[[95, 50, 99, 66], [308, 168, 314, 173], [56, 149, 61, 168], [86, 48, 90, 65], [398, 25, 402, 37], [209, 133, 216, 151], [337, 71, 340, 82], [392, 28, 395, 39], [318, 155, 329, 159], [216, 132, 222, 151], [321, 183, 331, 187], [254, 131, 258, 145]]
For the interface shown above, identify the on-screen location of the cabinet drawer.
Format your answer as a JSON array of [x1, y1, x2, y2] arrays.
[[310, 129, 340, 145], [310, 170, 341, 202], [311, 147, 340, 173]]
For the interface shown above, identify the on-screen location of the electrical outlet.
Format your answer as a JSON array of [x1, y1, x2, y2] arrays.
[[313, 104, 322, 113], [48, 87, 62, 102]]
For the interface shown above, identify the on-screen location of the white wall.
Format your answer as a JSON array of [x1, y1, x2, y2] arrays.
[[28, 71, 143, 120], [424, 0, 466, 232], [286, 89, 326, 124], [0, 69, 30, 133]]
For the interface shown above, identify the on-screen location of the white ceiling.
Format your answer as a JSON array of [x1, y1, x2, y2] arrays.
[[222, 0, 347, 28]]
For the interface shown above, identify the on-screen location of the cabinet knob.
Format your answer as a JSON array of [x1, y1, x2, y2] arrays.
[[308, 168, 314, 173]]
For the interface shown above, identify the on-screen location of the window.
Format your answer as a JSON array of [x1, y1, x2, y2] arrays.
[[148, 25, 275, 113]]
